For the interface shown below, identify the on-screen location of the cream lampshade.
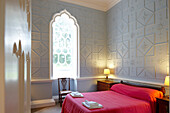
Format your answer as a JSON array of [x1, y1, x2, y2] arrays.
[[104, 69, 110, 79], [164, 76, 169, 86], [164, 76, 169, 97]]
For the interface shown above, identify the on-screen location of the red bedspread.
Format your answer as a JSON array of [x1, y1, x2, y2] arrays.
[[61, 91, 152, 113]]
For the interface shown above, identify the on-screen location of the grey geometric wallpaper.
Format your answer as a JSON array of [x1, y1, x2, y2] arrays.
[[31, 0, 169, 83], [31, 0, 107, 79], [107, 0, 169, 82]]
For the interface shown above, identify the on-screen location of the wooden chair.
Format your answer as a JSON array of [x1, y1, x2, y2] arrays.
[[58, 78, 72, 107]]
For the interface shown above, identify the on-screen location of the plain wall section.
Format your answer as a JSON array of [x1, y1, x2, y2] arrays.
[[77, 79, 98, 92], [31, 82, 52, 100]]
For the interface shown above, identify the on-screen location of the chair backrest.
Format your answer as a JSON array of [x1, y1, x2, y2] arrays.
[[58, 78, 70, 92]]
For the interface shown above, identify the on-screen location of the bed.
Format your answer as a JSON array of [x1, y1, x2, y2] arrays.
[[61, 81, 164, 113]]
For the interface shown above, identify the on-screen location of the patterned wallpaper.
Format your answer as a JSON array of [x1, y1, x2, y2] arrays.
[[31, 0, 107, 79], [31, 0, 169, 83], [106, 0, 169, 82]]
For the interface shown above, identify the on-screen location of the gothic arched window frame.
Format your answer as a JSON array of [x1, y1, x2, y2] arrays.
[[49, 9, 80, 79]]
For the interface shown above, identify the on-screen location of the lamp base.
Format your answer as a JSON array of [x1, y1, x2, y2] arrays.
[[106, 75, 108, 79]]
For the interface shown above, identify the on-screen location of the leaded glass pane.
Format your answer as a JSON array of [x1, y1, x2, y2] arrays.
[[66, 54, 71, 64], [51, 10, 79, 79], [59, 54, 65, 64], [53, 54, 58, 64], [52, 13, 75, 67]]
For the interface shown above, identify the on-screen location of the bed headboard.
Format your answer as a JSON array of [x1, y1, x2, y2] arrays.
[[120, 80, 165, 95]]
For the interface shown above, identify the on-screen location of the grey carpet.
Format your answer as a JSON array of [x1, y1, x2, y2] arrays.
[[32, 104, 62, 113]]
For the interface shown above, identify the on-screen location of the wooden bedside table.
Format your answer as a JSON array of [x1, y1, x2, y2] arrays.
[[156, 96, 169, 113], [97, 80, 119, 91]]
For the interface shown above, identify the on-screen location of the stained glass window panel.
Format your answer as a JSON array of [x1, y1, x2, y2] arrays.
[[50, 10, 79, 79]]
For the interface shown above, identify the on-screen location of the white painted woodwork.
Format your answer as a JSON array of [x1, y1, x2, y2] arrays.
[[0, 0, 31, 112], [0, 0, 5, 112], [59, 0, 121, 11], [31, 79, 54, 83], [169, 0, 170, 73], [31, 99, 55, 109], [106, 0, 121, 11], [26, 53, 31, 112], [19, 52, 25, 113], [168, 0, 170, 96]]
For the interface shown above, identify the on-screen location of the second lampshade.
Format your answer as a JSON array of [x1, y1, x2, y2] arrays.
[[104, 69, 110, 79]]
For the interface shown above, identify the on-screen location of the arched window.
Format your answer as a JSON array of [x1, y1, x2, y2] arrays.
[[49, 10, 80, 79]]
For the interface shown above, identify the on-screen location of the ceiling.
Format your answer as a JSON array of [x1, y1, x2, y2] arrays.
[[59, 0, 121, 11]]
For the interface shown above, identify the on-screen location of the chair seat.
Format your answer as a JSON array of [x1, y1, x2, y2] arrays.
[[60, 90, 72, 95]]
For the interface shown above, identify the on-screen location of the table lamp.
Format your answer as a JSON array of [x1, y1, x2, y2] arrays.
[[104, 69, 110, 79], [164, 75, 169, 98], [164, 76, 169, 86]]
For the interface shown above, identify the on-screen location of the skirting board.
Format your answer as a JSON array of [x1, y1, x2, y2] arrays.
[[31, 99, 55, 109]]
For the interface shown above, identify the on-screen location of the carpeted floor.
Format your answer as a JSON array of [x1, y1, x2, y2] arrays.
[[31, 104, 62, 113]]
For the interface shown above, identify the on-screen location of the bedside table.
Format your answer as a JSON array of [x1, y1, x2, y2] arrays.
[[156, 96, 169, 113], [97, 80, 119, 91]]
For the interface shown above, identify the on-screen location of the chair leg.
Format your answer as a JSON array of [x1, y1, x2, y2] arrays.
[[59, 95, 62, 107], [60, 100, 62, 107], [59, 95, 60, 106]]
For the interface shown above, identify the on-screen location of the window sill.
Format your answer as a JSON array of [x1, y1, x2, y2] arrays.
[[31, 79, 54, 83]]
